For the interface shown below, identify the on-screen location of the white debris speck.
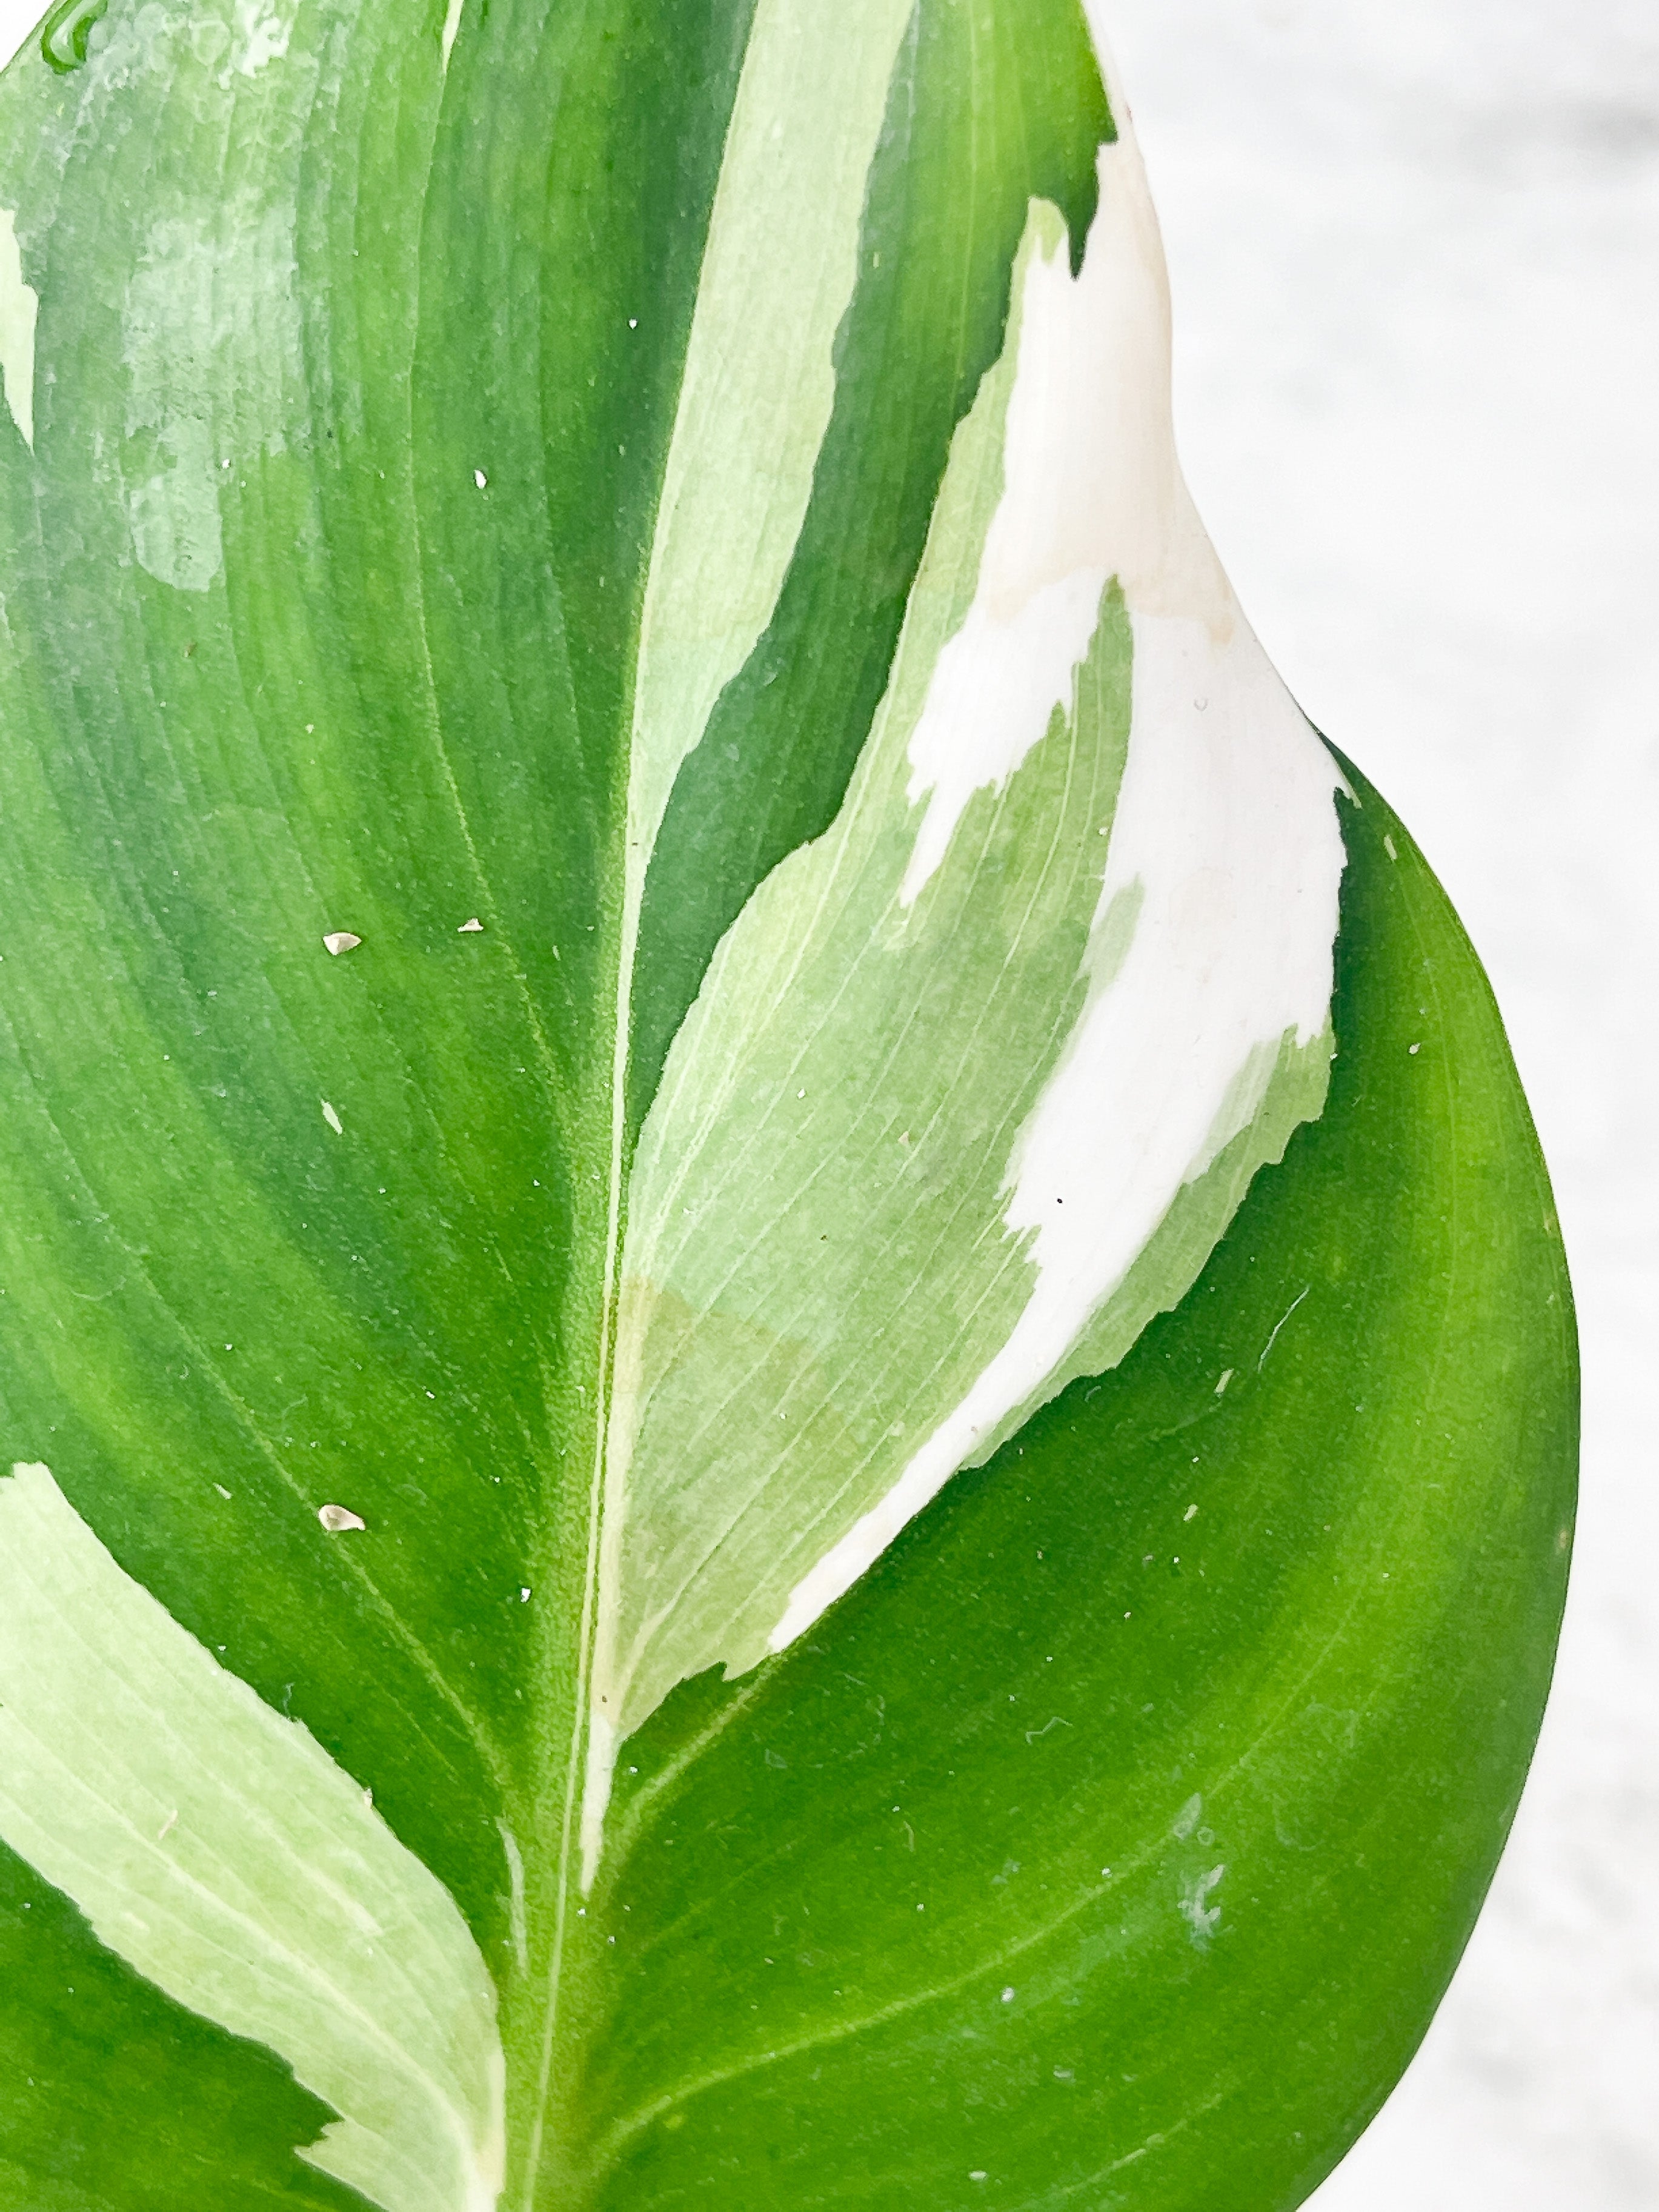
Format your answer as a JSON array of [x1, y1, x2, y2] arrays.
[[213, 1483, 232, 1500], [1409, 1041, 1421, 1055], [1383, 834, 1398, 861], [1000, 1987, 1015, 2003], [157, 1809, 178, 1842], [1185, 1502, 1199, 1521], [458, 917, 484, 932], [473, 468, 487, 489], [318, 1503, 366, 1533], [322, 931, 361, 956], [1214, 1367, 1234, 1395], [1179, 1864, 1226, 1948], [519, 1587, 531, 1603], [970, 2174, 988, 2184], [628, 316, 637, 328], [322, 1100, 344, 1135]]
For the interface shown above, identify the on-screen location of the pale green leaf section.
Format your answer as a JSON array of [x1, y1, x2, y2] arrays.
[[582, 5, 923, 1838], [589, 209, 1131, 1763], [623, 0, 916, 877], [120, 190, 308, 592], [0, 1464, 504, 2212], [0, 207, 35, 448], [582, 204, 1341, 1853], [12, 0, 319, 586]]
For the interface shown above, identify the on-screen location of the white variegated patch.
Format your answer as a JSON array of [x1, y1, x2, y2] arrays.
[[773, 139, 1344, 1645], [581, 121, 1345, 1875], [0, 208, 37, 450], [583, 112, 1354, 1876]]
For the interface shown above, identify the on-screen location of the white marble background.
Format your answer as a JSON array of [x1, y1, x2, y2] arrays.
[[0, 0, 1652, 2200], [1104, 0, 1659, 2202]]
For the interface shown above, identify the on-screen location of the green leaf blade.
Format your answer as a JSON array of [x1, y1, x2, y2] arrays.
[[567, 769, 1575, 2210], [0, 0, 1574, 2202]]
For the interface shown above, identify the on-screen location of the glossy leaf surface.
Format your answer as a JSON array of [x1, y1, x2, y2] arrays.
[[0, 0, 1574, 2205]]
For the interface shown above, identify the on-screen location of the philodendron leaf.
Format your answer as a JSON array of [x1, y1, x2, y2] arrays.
[[0, 2, 1574, 2211]]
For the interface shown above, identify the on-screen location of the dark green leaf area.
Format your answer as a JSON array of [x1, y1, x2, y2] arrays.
[[0, 0, 754, 1943], [0, 1844, 367, 2212], [564, 766, 1575, 2209], [628, 0, 1114, 1129], [413, 0, 760, 1035], [0, 0, 540, 1941]]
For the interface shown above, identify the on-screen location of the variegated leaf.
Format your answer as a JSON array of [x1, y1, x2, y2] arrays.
[[0, 1, 1574, 2208]]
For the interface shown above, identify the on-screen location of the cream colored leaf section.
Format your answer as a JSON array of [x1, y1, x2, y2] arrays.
[[0, 1463, 504, 2212], [0, 207, 36, 449], [624, 0, 914, 884]]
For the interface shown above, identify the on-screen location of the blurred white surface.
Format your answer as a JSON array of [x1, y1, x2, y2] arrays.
[[1105, 0, 1659, 2203], [0, 0, 28, 71], [0, 0, 1652, 2199]]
